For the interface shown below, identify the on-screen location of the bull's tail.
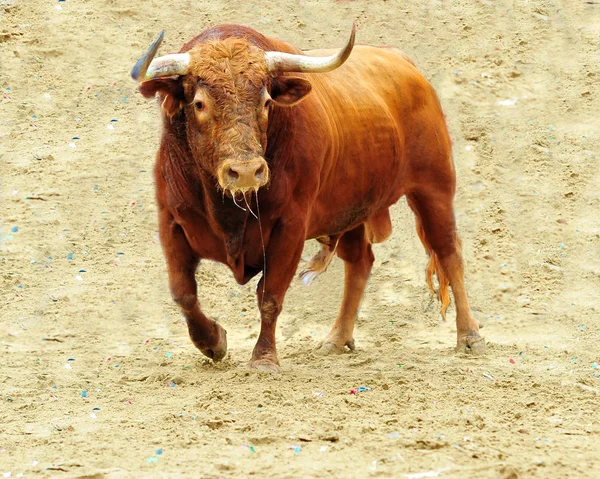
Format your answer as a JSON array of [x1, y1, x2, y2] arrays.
[[415, 219, 451, 321]]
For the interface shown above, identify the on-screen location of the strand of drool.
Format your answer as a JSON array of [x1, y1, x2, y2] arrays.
[[255, 188, 266, 309]]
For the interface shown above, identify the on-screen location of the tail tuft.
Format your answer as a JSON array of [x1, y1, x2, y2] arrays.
[[426, 253, 450, 321]]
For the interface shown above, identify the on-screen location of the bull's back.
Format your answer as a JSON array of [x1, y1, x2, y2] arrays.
[[301, 46, 449, 238]]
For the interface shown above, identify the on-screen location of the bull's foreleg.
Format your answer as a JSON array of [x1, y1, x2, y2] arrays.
[[317, 224, 374, 355], [159, 209, 227, 361], [250, 224, 305, 373]]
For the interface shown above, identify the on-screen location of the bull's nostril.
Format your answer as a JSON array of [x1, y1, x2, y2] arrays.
[[255, 165, 265, 179], [227, 169, 239, 181]]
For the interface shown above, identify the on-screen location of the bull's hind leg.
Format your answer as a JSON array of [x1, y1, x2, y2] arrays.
[[317, 224, 374, 355], [159, 210, 227, 361], [407, 192, 485, 354], [298, 235, 339, 285]]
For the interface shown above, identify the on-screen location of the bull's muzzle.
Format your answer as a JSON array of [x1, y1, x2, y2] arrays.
[[218, 158, 269, 192]]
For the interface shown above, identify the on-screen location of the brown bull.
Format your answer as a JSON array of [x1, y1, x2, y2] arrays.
[[131, 24, 485, 372]]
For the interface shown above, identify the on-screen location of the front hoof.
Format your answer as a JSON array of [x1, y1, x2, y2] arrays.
[[316, 338, 355, 356], [198, 322, 228, 362], [456, 335, 486, 355], [248, 358, 281, 373]]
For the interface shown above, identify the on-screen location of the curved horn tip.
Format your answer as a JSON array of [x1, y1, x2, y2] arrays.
[[131, 30, 166, 82], [343, 23, 357, 55]]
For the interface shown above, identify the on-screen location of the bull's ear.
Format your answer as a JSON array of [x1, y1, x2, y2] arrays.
[[271, 76, 312, 107], [138, 78, 185, 118]]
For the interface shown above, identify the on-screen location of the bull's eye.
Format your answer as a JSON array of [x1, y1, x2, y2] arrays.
[[264, 99, 272, 110], [194, 101, 204, 111]]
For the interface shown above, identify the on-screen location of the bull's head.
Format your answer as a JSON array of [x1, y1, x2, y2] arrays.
[[131, 27, 355, 197]]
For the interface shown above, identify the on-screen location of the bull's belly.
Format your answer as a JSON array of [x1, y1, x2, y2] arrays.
[[307, 184, 404, 240]]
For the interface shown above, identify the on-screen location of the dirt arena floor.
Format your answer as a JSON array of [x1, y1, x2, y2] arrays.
[[2, 0, 600, 477]]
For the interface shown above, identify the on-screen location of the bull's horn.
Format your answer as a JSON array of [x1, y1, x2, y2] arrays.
[[265, 23, 356, 74], [131, 30, 190, 81]]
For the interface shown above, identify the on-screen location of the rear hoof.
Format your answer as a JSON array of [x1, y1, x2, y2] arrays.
[[248, 358, 280, 373], [316, 338, 355, 356], [456, 335, 486, 355], [198, 322, 228, 362]]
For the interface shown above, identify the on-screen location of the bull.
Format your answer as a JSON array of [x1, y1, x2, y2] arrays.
[[131, 24, 485, 372]]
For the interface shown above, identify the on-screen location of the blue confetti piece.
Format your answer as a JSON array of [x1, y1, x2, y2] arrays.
[[93, 407, 101, 411], [156, 448, 163, 455], [358, 386, 371, 393], [146, 457, 158, 463], [115, 364, 120, 368], [81, 390, 87, 398], [117, 252, 125, 255], [111, 119, 118, 123], [79, 269, 86, 273], [579, 324, 584, 329], [593, 362, 598, 370], [72, 136, 80, 140], [17, 284, 22, 289], [294, 446, 301, 453], [32, 114, 37, 119], [165, 352, 172, 358], [11, 226, 18, 233], [67, 253, 73, 260], [68, 358, 75, 361]]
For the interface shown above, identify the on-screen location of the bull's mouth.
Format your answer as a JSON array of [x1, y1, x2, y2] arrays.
[[221, 187, 263, 215], [222, 187, 259, 200]]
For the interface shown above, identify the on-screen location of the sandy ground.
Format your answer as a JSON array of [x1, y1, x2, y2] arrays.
[[2, 0, 600, 477]]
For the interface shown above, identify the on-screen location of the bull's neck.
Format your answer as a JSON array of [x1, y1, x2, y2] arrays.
[[201, 177, 250, 263]]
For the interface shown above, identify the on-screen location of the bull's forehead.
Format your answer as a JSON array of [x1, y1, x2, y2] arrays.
[[187, 39, 268, 105]]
